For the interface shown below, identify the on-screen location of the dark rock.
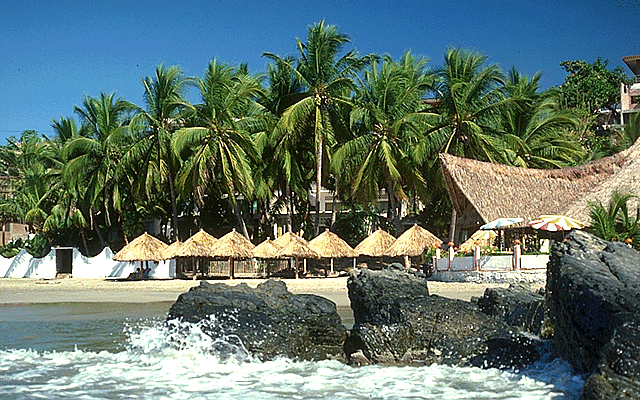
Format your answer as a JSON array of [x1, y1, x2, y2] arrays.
[[547, 230, 640, 399], [476, 283, 547, 336], [345, 267, 541, 368], [167, 279, 347, 361]]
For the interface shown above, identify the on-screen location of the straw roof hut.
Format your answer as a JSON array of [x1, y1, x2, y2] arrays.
[[210, 229, 255, 279], [253, 237, 282, 259], [308, 229, 358, 258], [162, 240, 183, 260], [273, 231, 308, 247], [277, 240, 319, 279], [354, 228, 396, 257], [439, 151, 627, 233], [169, 229, 218, 258], [458, 236, 495, 254], [211, 229, 255, 259], [385, 224, 443, 258], [113, 232, 168, 262], [564, 142, 640, 223]]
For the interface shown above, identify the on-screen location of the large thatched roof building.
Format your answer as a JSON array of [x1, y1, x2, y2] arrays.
[[439, 138, 640, 243]]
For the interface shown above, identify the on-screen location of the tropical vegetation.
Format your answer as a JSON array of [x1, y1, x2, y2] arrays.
[[0, 21, 632, 256]]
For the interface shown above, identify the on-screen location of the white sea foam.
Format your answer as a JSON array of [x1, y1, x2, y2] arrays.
[[0, 318, 583, 400]]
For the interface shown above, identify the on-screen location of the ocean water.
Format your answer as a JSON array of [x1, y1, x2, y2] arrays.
[[0, 303, 585, 400]]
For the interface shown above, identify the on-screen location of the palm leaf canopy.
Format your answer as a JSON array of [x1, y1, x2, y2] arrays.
[[113, 233, 168, 262], [354, 228, 396, 257], [308, 229, 357, 258], [384, 224, 443, 257], [277, 240, 319, 259], [253, 237, 282, 259], [168, 229, 218, 258], [210, 228, 255, 259]]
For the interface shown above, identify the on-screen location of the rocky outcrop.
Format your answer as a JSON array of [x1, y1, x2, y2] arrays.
[[476, 283, 547, 337], [167, 279, 347, 361], [547, 230, 640, 400], [345, 267, 540, 368]]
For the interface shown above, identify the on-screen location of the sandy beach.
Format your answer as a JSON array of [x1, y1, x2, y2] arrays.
[[0, 277, 534, 307]]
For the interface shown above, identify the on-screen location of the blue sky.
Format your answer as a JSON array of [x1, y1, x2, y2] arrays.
[[1, 0, 637, 142]]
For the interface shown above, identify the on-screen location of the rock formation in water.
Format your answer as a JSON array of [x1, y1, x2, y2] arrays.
[[475, 283, 548, 337], [167, 279, 347, 362], [344, 266, 540, 368], [547, 230, 640, 400]]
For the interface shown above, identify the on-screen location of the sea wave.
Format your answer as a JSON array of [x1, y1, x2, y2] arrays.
[[0, 318, 583, 400]]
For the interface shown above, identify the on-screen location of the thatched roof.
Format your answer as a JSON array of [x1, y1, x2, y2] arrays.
[[354, 229, 396, 257], [253, 237, 282, 259], [162, 240, 183, 259], [439, 148, 629, 227], [169, 229, 218, 258], [308, 229, 358, 258], [458, 235, 495, 253], [210, 229, 255, 259], [564, 143, 640, 224], [273, 231, 308, 247], [277, 240, 319, 259], [384, 224, 443, 257], [113, 233, 168, 262]]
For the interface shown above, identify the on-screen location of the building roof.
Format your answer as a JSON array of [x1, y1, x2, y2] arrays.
[[623, 55, 640, 77], [439, 142, 637, 227]]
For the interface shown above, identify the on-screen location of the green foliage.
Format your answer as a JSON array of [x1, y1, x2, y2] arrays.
[[331, 206, 388, 247], [589, 190, 640, 249], [558, 58, 629, 114]]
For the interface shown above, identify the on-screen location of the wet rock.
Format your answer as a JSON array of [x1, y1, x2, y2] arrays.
[[547, 230, 640, 400], [476, 283, 547, 336], [345, 267, 540, 368], [167, 279, 347, 362]]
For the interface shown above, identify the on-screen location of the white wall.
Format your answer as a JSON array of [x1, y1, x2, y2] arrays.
[[0, 247, 176, 279]]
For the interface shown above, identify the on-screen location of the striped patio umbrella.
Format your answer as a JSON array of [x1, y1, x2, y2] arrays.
[[480, 217, 524, 230], [470, 229, 498, 241], [529, 215, 584, 231]]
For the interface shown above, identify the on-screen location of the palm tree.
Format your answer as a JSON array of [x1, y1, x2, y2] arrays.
[[172, 60, 264, 238], [332, 51, 436, 231], [63, 92, 134, 247], [258, 56, 313, 233], [421, 48, 513, 240], [264, 20, 372, 236], [127, 65, 191, 241], [501, 68, 583, 168]]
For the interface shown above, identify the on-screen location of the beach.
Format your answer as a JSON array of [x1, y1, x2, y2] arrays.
[[0, 277, 532, 306]]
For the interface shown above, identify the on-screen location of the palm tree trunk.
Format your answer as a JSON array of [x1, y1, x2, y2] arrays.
[[315, 135, 323, 237], [330, 187, 337, 228], [90, 206, 106, 248], [285, 182, 292, 232], [388, 184, 400, 233], [232, 195, 250, 239], [168, 172, 180, 241], [79, 229, 90, 255], [449, 206, 457, 243]]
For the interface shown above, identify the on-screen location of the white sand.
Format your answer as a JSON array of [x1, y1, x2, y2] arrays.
[[0, 277, 540, 306]]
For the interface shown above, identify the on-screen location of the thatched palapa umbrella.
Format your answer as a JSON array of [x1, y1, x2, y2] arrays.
[[253, 237, 282, 277], [273, 231, 308, 247], [210, 228, 255, 279], [277, 240, 319, 279], [165, 229, 218, 276], [384, 224, 443, 268], [308, 229, 357, 274], [113, 232, 168, 278], [354, 228, 396, 268]]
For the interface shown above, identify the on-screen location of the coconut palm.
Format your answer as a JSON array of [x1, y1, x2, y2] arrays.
[[127, 65, 192, 241], [332, 51, 436, 231], [501, 68, 582, 168], [258, 56, 314, 233], [172, 60, 264, 238], [63, 92, 134, 246], [264, 20, 372, 235], [589, 190, 640, 247], [420, 48, 513, 240]]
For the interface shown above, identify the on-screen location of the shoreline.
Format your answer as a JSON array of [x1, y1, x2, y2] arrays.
[[0, 277, 538, 307]]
